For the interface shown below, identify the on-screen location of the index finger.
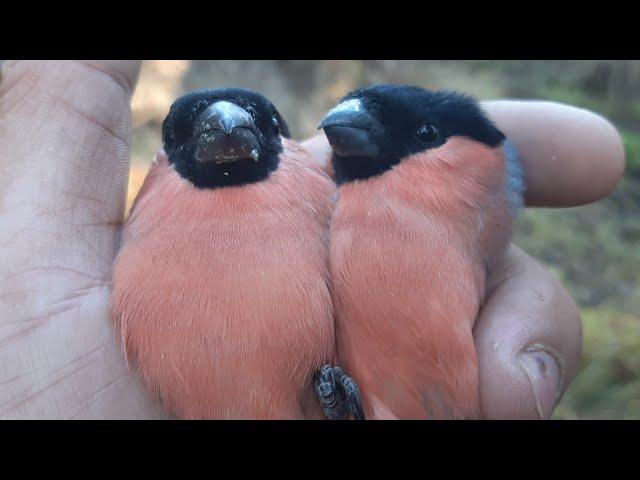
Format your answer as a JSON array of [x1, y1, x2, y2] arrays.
[[483, 100, 624, 207]]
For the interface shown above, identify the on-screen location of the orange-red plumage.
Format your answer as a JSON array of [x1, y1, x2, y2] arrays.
[[318, 85, 523, 420], [331, 138, 516, 419], [111, 139, 336, 419]]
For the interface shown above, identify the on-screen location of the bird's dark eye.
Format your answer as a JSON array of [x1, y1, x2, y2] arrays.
[[416, 124, 439, 144], [272, 116, 280, 135]]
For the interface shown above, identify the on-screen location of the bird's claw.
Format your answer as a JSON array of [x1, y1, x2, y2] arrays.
[[333, 366, 365, 420], [315, 364, 365, 420]]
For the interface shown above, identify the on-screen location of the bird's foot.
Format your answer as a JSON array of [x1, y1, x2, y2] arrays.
[[333, 366, 365, 420], [315, 364, 365, 420], [315, 365, 348, 420]]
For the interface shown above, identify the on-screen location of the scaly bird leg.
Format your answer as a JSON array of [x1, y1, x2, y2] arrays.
[[315, 364, 365, 420], [333, 366, 365, 420], [315, 364, 348, 420]]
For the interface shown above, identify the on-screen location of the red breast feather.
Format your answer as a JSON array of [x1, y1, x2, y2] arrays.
[[112, 139, 337, 419], [331, 138, 516, 419]]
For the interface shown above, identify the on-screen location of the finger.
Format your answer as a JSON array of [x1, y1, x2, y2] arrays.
[[0, 61, 163, 419], [300, 133, 335, 178], [474, 245, 583, 419], [0, 60, 141, 298], [483, 100, 625, 208]]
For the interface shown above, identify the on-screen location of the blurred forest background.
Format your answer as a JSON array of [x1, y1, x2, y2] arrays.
[[129, 60, 640, 419]]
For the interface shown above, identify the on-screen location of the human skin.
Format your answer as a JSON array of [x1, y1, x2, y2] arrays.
[[0, 60, 625, 419]]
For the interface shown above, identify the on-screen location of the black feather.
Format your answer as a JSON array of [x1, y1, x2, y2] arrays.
[[332, 85, 505, 184], [162, 88, 290, 189]]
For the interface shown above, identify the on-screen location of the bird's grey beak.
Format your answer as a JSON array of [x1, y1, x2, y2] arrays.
[[194, 101, 260, 164], [318, 99, 381, 158]]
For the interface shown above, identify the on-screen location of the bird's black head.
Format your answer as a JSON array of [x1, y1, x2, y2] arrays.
[[162, 88, 290, 189], [319, 85, 505, 184]]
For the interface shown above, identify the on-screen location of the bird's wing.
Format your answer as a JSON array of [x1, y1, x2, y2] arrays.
[[503, 138, 526, 214]]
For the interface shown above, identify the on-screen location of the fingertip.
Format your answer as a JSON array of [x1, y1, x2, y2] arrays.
[[301, 133, 331, 164], [300, 133, 334, 178], [587, 111, 626, 197], [561, 104, 626, 203], [483, 100, 627, 207]]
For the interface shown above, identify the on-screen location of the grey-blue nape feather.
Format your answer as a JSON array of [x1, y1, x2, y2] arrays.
[[503, 139, 526, 215]]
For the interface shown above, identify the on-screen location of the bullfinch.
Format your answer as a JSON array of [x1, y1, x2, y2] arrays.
[[319, 85, 525, 419], [111, 88, 355, 419]]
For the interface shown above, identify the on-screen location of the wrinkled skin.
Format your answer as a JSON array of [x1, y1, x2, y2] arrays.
[[0, 61, 624, 419]]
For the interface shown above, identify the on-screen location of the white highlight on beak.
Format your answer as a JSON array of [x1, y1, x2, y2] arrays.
[[215, 101, 238, 130], [250, 149, 259, 161], [327, 98, 363, 116]]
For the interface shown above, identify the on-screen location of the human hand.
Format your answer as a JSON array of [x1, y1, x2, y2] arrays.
[[0, 60, 165, 418], [0, 61, 624, 419]]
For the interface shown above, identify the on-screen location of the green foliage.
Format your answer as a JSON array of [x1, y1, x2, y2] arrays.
[[514, 205, 640, 313], [554, 308, 640, 419], [621, 128, 640, 175]]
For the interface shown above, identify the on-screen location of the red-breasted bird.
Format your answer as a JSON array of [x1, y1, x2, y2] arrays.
[[111, 88, 348, 419], [319, 85, 525, 419]]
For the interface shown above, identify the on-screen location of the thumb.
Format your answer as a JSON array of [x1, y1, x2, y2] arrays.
[[474, 245, 582, 419], [1, 61, 141, 303]]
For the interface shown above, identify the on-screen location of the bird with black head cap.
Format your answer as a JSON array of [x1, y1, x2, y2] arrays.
[[112, 88, 356, 419], [319, 84, 525, 419]]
